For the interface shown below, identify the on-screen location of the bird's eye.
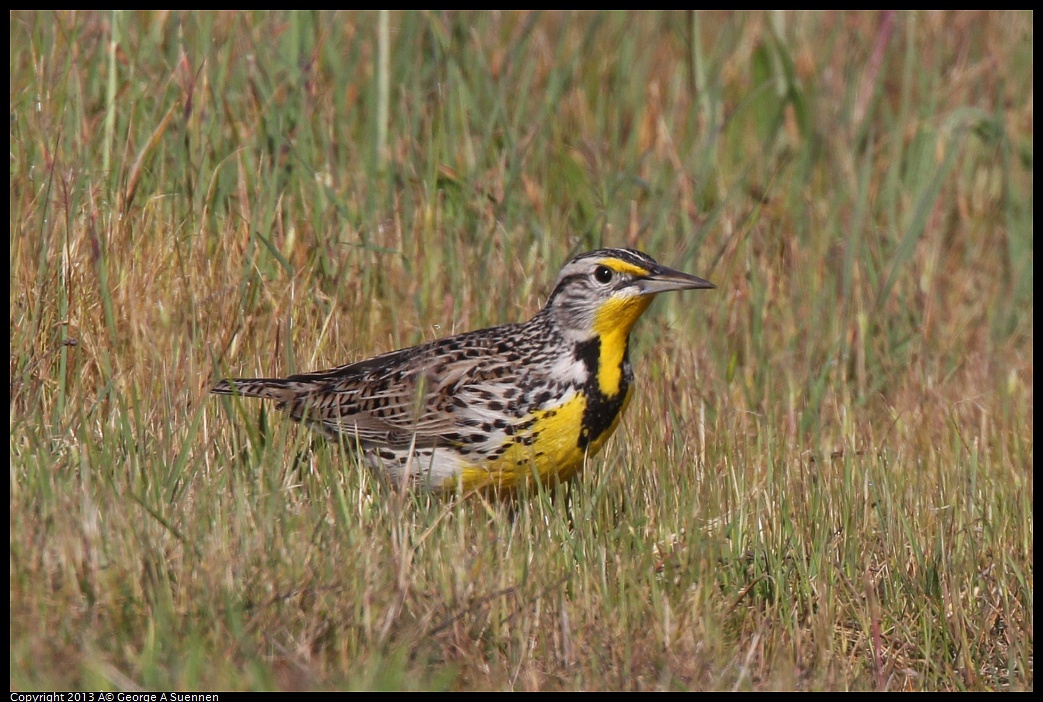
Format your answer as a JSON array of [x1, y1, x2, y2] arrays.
[[594, 265, 613, 284]]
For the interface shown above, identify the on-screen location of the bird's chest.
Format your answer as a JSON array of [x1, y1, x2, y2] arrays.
[[453, 338, 635, 490], [570, 335, 634, 449]]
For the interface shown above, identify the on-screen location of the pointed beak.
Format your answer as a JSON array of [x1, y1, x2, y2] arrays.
[[635, 264, 715, 296]]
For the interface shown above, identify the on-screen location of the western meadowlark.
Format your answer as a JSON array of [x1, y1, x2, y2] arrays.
[[211, 248, 714, 492]]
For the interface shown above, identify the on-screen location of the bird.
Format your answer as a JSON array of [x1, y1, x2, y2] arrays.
[[211, 248, 714, 493]]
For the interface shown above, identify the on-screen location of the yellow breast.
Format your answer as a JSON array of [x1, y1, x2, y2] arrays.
[[452, 290, 650, 492], [456, 387, 633, 491]]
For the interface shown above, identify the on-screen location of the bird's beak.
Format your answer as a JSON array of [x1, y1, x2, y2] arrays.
[[635, 264, 715, 295]]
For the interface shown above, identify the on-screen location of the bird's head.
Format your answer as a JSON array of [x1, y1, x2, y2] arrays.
[[540, 248, 714, 343]]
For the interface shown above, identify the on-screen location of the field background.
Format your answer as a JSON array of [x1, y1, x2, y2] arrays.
[[9, 11, 1032, 691]]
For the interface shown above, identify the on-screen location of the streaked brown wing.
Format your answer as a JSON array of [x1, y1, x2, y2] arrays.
[[283, 352, 494, 449]]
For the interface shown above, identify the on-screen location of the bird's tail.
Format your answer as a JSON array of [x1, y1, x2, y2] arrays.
[[211, 378, 296, 403]]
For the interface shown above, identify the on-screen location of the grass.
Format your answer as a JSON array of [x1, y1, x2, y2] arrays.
[[10, 10, 1032, 690]]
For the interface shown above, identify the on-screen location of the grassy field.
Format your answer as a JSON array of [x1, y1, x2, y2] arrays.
[[9, 11, 1032, 690]]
